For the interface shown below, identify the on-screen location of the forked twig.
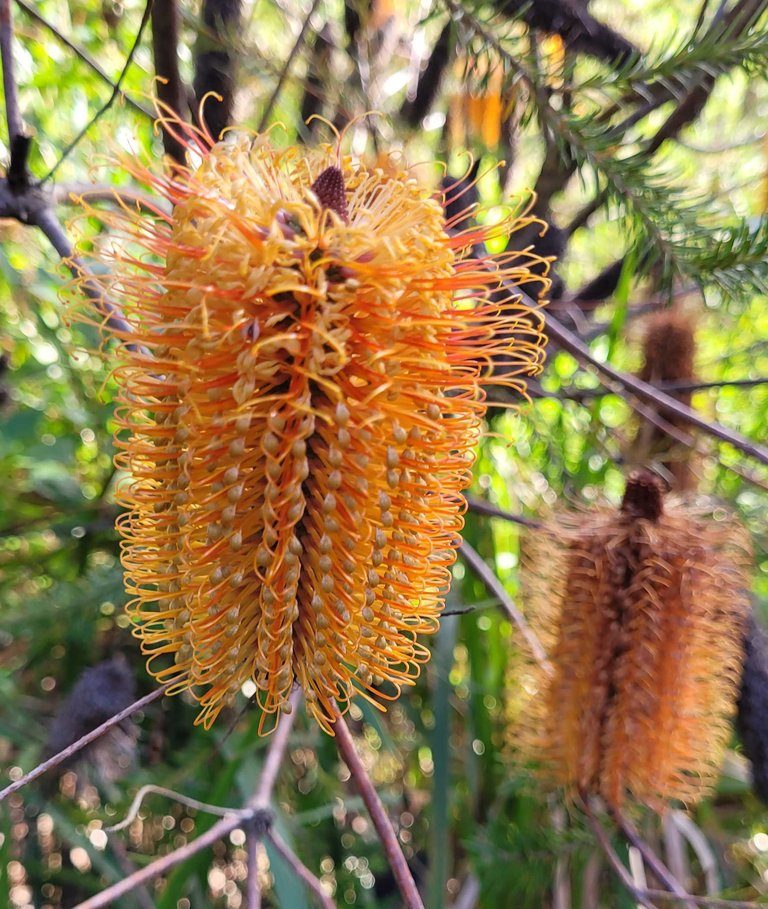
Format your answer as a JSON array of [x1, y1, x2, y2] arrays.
[[70, 691, 301, 909], [43, 0, 154, 182], [107, 784, 232, 832], [0, 685, 169, 802], [14, 0, 152, 118], [332, 704, 426, 909], [459, 540, 553, 675]]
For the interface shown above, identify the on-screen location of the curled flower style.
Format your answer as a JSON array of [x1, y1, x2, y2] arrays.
[[510, 470, 751, 809], [73, 115, 548, 731]]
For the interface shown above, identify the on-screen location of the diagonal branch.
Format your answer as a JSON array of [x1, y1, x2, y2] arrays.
[[0, 685, 170, 802], [266, 830, 336, 909], [14, 0, 153, 118], [257, 0, 322, 132], [42, 0, 154, 183], [459, 540, 552, 674], [332, 705, 426, 909], [543, 310, 768, 467]]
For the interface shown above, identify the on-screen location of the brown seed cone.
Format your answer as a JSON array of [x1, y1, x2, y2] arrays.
[[510, 470, 751, 810], [627, 311, 697, 491]]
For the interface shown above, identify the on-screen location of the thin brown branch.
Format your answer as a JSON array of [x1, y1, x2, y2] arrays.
[[151, 0, 187, 164], [267, 830, 336, 909], [248, 689, 302, 808], [615, 812, 697, 909], [71, 692, 300, 909], [0, 0, 23, 143], [0, 685, 169, 802], [542, 310, 768, 467], [465, 496, 542, 529], [257, 0, 323, 132], [42, 0, 154, 183], [332, 706, 426, 909], [459, 540, 553, 675], [582, 804, 659, 909], [14, 0, 153, 118], [586, 803, 764, 909]]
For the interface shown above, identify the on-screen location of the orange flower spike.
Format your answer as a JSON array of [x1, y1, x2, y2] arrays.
[[74, 125, 548, 731], [513, 470, 751, 810]]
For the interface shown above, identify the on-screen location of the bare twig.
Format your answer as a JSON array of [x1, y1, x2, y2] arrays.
[[71, 693, 300, 909], [669, 811, 719, 897], [459, 540, 553, 675], [107, 783, 232, 832], [257, 0, 322, 132], [615, 812, 697, 909], [43, 0, 154, 182], [332, 705, 426, 909], [583, 805, 659, 909], [29, 204, 135, 339], [0, 685, 169, 802], [465, 496, 542, 529], [14, 0, 152, 118], [543, 310, 768, 467], [0, 0, 24, 143], [267, 830, 336, 909], [248, 690, 301, 808]]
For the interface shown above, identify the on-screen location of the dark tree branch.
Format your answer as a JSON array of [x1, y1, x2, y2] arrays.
[[465, 496, 543, 529], [459, 540, 553, 673], [151, 0, 187, 164], [14, 0, 153, 118], [0, 0, 23, 143], [194, 0, 242, 141]]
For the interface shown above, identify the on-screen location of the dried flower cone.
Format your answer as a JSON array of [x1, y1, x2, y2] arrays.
[[512, 470, 751, 810], [627, 310, 697, 491], [72, 117, 548, 731]]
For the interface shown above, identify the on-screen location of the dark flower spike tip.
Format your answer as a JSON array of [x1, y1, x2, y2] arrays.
[[621, 469, 664, 522], [311, 165, 349, 223]]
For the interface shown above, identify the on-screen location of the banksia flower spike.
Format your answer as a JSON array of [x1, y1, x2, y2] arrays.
[[73, 113, 548, 732], [512, 470, 751, 810]]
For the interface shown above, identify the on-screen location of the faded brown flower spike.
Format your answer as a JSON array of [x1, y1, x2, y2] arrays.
[[511, 470, 751, 809], [73, 113, 548, 732]]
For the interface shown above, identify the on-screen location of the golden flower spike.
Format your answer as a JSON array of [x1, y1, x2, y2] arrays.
[[72, 111, 548, 732], [511, 469, 751, 810]]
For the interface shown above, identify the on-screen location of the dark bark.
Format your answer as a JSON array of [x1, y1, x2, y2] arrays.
[[194, 0, 242, 141], [151, 0, 187, 163]]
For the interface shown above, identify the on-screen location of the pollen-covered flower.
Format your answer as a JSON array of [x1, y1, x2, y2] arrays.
[[510, 470, 751, 809], [74, 117, 547, 731]]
